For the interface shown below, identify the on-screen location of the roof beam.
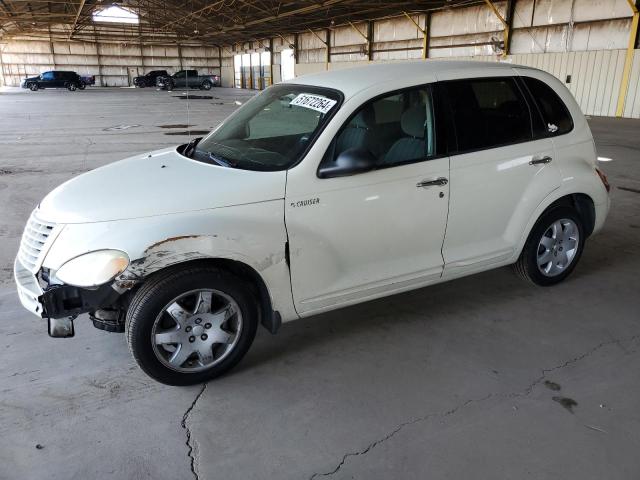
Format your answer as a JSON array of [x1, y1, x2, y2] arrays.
[[68, 0, 86, 40]]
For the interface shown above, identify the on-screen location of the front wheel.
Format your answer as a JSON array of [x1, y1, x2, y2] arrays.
[[78, 83, 86, 90], [126, 266, 258, 385], [514, 206, 585, 286], [29, 83, 39, 91]]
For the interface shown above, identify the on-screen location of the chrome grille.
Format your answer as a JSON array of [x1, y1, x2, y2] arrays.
[[18, 211, 56, 273]]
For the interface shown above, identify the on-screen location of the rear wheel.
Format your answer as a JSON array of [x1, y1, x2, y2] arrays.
[[126, 266, 258, 385], [201, 80, 212, 90], [29, 83, 38, 91], [514, 206, 585, 286], [67, 82, 78, 91]]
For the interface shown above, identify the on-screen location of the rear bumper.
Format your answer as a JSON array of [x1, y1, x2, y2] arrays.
[[592, 195, 611, 236]]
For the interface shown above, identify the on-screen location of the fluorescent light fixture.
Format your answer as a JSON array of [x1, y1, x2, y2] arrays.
[[597, 157, 613, 162]]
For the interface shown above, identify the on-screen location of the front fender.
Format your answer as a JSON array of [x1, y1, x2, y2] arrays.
[[42, 200, 298, 322]]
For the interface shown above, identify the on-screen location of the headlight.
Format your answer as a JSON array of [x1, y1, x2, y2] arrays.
[[56, 250, 129, 288]]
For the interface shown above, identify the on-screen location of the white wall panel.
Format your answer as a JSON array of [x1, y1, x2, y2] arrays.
[[623, 50, 640, 118], [431, 2, 506, 36]]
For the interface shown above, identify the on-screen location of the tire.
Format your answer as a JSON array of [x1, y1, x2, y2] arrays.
[[201, 80, 212, 90], [29, 83, 38, 91], [78, 83, 86, 90], [513, 206, 585, 286], [67, 82, 78, 91], [126, 266, 258, 386], [166, 80, 174, 91]]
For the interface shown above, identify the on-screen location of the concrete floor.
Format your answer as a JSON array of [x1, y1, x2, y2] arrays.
[[0, 86, 639, 480]]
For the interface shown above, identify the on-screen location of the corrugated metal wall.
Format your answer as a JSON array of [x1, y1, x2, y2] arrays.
[[284, 0, 640, 118], [1, 0, 639, 118], [429, 49, 633, 117], [0, 29, 221, 87]]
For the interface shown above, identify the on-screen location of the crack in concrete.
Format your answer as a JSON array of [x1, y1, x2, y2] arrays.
[[182, 383, 207, 480], [309, 394, 494, 480], [309, 333, 640, 479], [511, 333, 640, 399]]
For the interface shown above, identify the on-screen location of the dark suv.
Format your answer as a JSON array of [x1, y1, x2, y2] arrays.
[[133, 70, 169, 88], [21, 71, 83, 91]]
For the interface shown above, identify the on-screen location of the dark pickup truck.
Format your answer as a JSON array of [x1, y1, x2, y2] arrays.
[[21, 71, 84, 91], [156, 70, 220, 91], [133, 70, 168, 88]]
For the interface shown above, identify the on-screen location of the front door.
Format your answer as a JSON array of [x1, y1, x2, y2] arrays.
[[286, 85, 450, 315]]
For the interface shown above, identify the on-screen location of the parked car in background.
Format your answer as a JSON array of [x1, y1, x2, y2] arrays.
[[21, 71, 83, 91], [15, 61, 610, 385], [156, 69, 220, 90], [133, 70, 168, 88], [80, 75, 96, 88]]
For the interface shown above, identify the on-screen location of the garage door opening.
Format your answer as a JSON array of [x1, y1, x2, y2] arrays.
[[281, 48, 295, 82]]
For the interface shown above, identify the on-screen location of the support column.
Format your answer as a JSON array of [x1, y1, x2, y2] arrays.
[[347, 21, 369, 60], [326, 28, 331, 68], [483, 0, 510, 57], [48, 26, 57, 69], [177, 42, 184, 70], [367, 21, 373, 61], [404, 11, 429, 59], [93, 25, 104, 86], [307, 28, 329, 70], [616, 0, 639, 117]]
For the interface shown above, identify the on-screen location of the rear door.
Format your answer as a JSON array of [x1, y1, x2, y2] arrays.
[[173, 71, 185, 87], [437, 73, 560, 277]]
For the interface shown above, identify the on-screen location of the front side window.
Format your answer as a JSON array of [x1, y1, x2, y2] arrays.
[[522, 77, 573, 136], [442, 77, 533, 152], [174, 71, 185, 78], [323, 86, 436, 169], [191, 84, 341, 171], [41, 71, 54, 81]]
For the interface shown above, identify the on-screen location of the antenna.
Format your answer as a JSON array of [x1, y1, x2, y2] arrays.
[[186, 69, 191, 141]]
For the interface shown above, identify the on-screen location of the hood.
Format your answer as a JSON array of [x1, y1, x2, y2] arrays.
[[25, 76, 39, 82], [39, 147, 287, 224]]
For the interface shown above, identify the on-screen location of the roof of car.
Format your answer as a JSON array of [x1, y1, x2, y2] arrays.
[[287, 60, 533, 99]]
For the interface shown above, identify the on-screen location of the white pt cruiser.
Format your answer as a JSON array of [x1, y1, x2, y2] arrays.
[[15, 62, 610, 385]]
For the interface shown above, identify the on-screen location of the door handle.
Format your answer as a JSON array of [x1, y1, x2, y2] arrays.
[[417, 177, 448, 188], [529, 156, 552, 165]]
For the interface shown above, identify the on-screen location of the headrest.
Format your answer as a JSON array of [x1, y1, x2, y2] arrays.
[[401, 106, 426, 138], [351, 105, 375, 129]]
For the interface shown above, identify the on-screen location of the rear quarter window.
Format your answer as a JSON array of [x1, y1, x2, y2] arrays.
[[522, 77, 573, 136]]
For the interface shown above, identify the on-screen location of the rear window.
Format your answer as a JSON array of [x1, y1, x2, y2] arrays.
[[441, 77, 533, 153], [522, 77, 573, 136]]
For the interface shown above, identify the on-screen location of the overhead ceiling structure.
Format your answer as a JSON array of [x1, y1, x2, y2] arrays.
[[0, 0, 485, 44]]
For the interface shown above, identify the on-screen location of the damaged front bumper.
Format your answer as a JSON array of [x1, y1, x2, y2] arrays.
[[14, 258, 121, 337]]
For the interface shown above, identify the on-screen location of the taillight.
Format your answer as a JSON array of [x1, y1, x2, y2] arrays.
[[596, 167, 610, 193]]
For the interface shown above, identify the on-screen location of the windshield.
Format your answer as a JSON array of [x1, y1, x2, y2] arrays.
[[189, 84, 342, 171]]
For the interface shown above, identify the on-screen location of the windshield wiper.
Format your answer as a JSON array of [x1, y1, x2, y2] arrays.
[[208, 152, 234, 167], [183, 137, 202, 158]]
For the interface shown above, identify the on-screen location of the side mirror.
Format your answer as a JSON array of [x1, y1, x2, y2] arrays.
[[318, 148, 377, 179]]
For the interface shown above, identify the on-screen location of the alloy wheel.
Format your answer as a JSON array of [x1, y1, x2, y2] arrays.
[[536, 218, 580, 277], [151, 289, 243, 373]]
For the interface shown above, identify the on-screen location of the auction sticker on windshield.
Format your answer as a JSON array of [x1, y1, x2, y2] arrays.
[[289, 94, 337, 114]]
